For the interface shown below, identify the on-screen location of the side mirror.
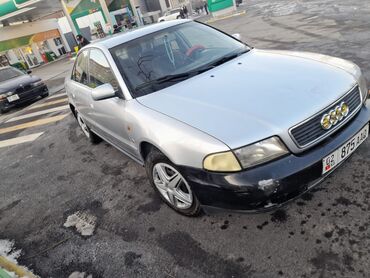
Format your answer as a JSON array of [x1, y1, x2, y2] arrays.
[[232, 33, 242, 40], [91, 83, 116, 101], [27, 70, 32, 74]]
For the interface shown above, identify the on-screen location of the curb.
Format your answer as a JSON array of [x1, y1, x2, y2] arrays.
[[206, 10, 246, 23], [0, 256, 37, 278]]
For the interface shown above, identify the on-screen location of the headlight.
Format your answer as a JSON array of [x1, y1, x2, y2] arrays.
[[0, 92, 12, 100], [359, 75, 368, 103], [234, 136, 289, 169], [32, 80, 44, 87], [203, 151, 242, 172]]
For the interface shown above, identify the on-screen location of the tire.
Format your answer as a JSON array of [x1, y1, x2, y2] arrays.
[[145, 148, 201, 216], [76, 111, 101, 144], [41, 91, 49, 98], [0, 107, 9, 114]]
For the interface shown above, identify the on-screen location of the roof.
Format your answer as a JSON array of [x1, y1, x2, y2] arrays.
[[92, 20, 192, 49]]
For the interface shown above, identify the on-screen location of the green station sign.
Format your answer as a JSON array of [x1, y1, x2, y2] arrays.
[[14, 0, 31, 4], [208, 0, 234, 12], [0, 0, 34, 17]]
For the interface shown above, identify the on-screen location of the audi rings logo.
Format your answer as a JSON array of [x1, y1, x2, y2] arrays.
[[320, 102, 349, 130]]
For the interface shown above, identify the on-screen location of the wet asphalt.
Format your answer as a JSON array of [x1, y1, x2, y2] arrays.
[[1, 1, 370, 277]]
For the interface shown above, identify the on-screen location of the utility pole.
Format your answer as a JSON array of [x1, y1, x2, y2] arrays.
[[60, 0, 78, 36], [98, 0, 114, 32], [188, 0, 193, 17]]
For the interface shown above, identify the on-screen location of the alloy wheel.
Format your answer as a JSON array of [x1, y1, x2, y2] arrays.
[[152, 163, 193, 209], [77, 113, 90, 138]]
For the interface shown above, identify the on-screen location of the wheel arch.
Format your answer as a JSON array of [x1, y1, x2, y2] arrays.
[[139, 141, 175, 165], [69, 103, 77, 118]]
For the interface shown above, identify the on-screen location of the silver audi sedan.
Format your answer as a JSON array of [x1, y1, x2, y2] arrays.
[[65, 20, 370, 216]]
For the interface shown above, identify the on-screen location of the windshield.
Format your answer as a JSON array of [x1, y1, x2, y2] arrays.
[[110, 22, 249, 97], [0, 67, 24, 83]]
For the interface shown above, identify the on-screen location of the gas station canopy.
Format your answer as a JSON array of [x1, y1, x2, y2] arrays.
[[0, 0, 63, 25], [0, 0, 140, 69]]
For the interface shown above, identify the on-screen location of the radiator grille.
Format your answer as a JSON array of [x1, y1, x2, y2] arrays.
[[290, 86, 362, 148]]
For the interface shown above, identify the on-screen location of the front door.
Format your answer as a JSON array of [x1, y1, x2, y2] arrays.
[[87, 48, 137, 157]]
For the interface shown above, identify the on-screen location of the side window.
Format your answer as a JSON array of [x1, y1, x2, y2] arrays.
[[73, 51, 89, 86], [88, 49, 119, 92]]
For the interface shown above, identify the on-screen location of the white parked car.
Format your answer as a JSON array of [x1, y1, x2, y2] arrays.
[[158, 8, 182, 22]]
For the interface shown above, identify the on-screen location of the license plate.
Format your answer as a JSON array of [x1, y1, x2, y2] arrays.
[[322, 124, 369, 174], [7, 94, 20, 102]]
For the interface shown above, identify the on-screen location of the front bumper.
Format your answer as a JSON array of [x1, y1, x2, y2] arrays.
[[180, 102, 370, 212], [0, 84, 48, 110]]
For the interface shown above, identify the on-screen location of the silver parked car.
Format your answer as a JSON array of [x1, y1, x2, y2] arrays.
[[66, 20, 370, 216]]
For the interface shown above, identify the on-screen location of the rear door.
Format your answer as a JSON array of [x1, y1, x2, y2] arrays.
[[87, 48, 137, 156]]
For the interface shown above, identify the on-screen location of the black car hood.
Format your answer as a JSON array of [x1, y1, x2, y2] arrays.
[[0, 75, 41, 92]]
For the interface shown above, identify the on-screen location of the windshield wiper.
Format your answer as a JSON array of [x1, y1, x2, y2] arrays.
[[155, 67, 214, 84], [208, 49, 249, 68], [134, 68, 209, 94], [155, 72, 194, 83]]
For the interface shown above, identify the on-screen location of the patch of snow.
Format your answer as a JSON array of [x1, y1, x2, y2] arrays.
[[64, 211, 97, 236], [0, 240, 21, 263], [0, 239, 38, 277]]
